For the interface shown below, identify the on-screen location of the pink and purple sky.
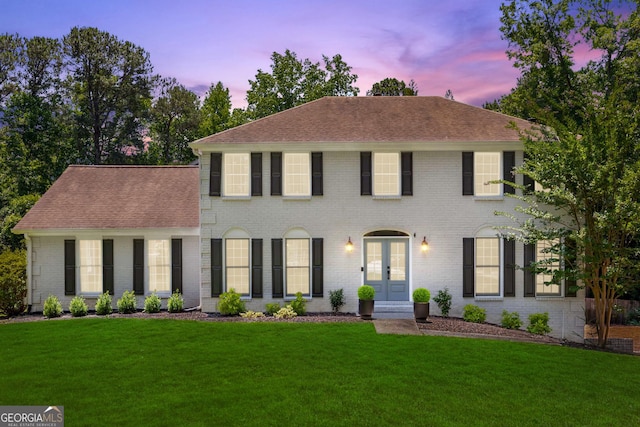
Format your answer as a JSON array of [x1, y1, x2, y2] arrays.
[[3, 0, 533, 108]]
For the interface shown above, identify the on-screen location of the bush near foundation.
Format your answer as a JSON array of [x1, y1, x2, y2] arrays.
[[0, 249, 27, 317]]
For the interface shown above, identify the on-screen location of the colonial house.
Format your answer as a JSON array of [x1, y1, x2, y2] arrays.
[[13, 96, 585, 341]]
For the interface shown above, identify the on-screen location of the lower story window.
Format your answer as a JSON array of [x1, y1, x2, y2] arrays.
[[536, 240, 561, 296], [226, 238, 250, 295], [79, 239, 102, 293], [286, 238, 310, 296], [476, 237, 500, 296], [149, 239, 170, 292]]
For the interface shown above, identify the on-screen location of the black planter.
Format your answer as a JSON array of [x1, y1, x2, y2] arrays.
[[359, 299, 375, 320], [414, 302, 430, 323]]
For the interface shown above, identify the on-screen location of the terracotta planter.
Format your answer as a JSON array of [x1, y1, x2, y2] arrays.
[[414, 302, 430, 323], [359, 299, 375, 320]]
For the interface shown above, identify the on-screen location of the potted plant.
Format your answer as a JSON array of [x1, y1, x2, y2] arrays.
[[412, 287, 431, 323], [358, 285, 376, 320]]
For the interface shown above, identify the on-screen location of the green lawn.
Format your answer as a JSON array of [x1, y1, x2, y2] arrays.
[[0, 319, 638, 426]]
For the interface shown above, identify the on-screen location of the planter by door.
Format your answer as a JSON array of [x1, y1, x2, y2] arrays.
[[359, 299, 375, 320], [414, 302, 430, 323]]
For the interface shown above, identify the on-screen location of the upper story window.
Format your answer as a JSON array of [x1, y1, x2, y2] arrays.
[[224, 153, 250, 196], [79, 239, 102, 294], [462, 151, 515, 197], [283, 153, 310, 196], [373, 153, 400, 196]]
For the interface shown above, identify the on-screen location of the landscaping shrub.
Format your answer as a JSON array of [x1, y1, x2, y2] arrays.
[[69, 296, 88, 317], [167, 290, 184, 313], [290, 292, 306, 315], [95, 292, 113, 315], [329, 288, 345, 313], [463, 304, 486, 323], [117, 290, 137, 314], [357, 285, 375, 300], [266, 302, 281, 315], [240, 310, 265, 319], [527, 312, 552, 335], [433, 288, 452, 317], [43, 294, 62, 318], [0, 249, 27, 317], [217, 288, 246, 315], [274, 305, 297, 319], [144, 292, 162, 313], [627, 307, 640, 326], [501, 310, 522, 329]]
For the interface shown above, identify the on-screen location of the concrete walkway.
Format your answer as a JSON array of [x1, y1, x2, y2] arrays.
[[372, 318, 422, 335]]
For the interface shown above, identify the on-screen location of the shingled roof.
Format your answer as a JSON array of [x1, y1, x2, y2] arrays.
[[192, 96, 531, 145], [13, 165, 199, 232]]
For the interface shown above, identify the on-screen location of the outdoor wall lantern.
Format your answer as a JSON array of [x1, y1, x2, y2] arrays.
[[421, 237, 429, 252], [345, 237, 354, 252]]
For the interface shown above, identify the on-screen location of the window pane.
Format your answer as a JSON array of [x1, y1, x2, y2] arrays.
[[79, 240, 102, 293], [389, 242, 406, 281], [284, 153, 310, 196], [474, 152, 501, 196], [224, 153, 250, 196], [226, 239, 249, 294], [286, 238, 309, 295], [536, 240, 561, 295], [149, 239, 170, 292], [373, 153, 399, 196], [476, 238, 499, 295], [366, 242, 382, 281]]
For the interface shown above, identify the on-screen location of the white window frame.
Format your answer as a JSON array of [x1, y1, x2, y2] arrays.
[[148, 239, 171, 294], [223, 153, 250, 197], [284, 230, 311, 297], [283, 153, 311, 197], [79, 239, 102, 294], [474, 152, 501, 196], [373, 152, 400, 196], [474, 229, 502, 297], [225, 238, 250, 296], [535, 239, 562, 296]]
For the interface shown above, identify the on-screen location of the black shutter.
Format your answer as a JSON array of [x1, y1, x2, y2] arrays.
[[252, 239, 263, 298], [564, 237, 577, 297], [463, 238, 474, 297], [311, 152, 323, 196], [360, 152, 372, 195], [503, 151, 516, 195], [64, 240, 76, 295], [523, 153, 534, 194], [462, 152, 474, 195], [133, 239, 144, 295], [503, 239, 515, 297], [211, 238, 223, 297], [312, 238, 323, 297], [272, 239, 283, 298], [401, 152, 413, 196], [251, 152, 262, 196], [209, 153, 222, 196], [103, 239, 114, 295], [271, 152, 282, 196], [171, 239, 183, 293], [524, 243, 536, 297]]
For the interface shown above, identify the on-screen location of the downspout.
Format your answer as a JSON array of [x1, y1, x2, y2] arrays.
[[24, 233, 33, 313]]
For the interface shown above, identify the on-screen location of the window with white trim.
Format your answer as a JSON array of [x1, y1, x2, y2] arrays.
[[79, 239, 102, 293], [286, 238, 310, 296], [474, 152, 501, 196], [536, 240, 561, 296], [373, 152, 400, 196], [224, 153, 250, 196], [148, 239, 171, 292], [283, 153, 310, 196], [475, 237, 500, 296], [225, 238, 250, 295]]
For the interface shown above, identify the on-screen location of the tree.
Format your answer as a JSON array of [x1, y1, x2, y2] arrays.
[[497, 0, 640, 348], [147, 77, 201, 164], [63, 27, 154, 164], [367, 78, 418, 96], [199, 81, 232, 136], [0, 33, 22, 105], [246, 49, 359, 119], [0, 249, 27, 317]]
